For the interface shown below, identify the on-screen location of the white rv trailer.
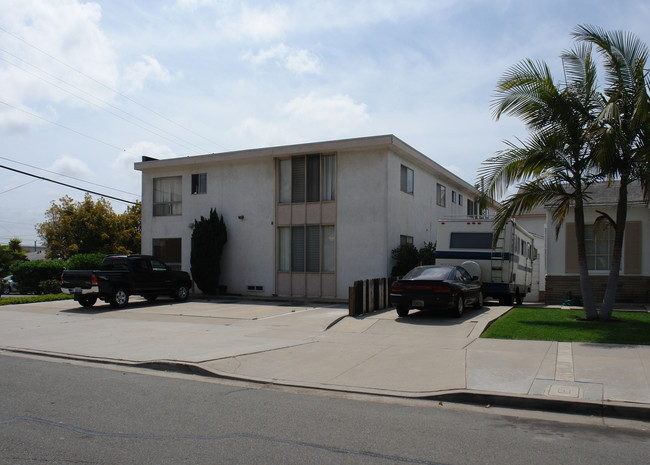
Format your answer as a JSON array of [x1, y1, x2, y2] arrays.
[[435, 218, 535, 305]]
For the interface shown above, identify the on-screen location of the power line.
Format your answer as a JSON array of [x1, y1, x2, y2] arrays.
[[0, 49, 211, 154], [0, 156, 139, 197], [0, 165, 138, 205], [0, 25, 228, 151]]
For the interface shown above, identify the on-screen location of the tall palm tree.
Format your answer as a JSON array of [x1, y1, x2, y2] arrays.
[[479, 45, 604, 320], [573, 25, 650, 320]]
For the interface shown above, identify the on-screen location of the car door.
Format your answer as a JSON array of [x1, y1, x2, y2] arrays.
[[456, 267, 479, 304], [149, 258, 175, 293], [131, 258, 154, 293]]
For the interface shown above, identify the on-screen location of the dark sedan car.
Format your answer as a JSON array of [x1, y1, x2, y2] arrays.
[[390, 265, 482, 318]]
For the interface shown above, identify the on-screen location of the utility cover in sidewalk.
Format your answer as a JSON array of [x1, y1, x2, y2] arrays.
[[545, 384, 583, 398]]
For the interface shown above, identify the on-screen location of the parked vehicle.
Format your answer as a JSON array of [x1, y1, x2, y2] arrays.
[[390, 265, 482, 318], [435, 218, 535, 305], [60, 255, 192, 309], [2, 275, 18, 294]]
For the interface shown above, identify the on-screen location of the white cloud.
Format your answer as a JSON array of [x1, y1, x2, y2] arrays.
[[122, 55, 175, 93], [48, 154, 94, 180], [242, 44, 321, 74], [283, 93, 369, 126], [217, 3, 289, 41]]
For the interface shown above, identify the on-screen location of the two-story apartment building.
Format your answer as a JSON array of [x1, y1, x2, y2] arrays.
[[135, 134, 485, 299]]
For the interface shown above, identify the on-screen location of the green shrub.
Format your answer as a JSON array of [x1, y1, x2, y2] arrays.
[[67, 253, 105, 270], [391, 243, 420, 277], [39, 279, 63, 294], [10, 260, 66, 294]]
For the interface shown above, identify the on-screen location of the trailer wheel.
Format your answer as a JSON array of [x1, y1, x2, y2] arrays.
[[515, 291, 523, 305]]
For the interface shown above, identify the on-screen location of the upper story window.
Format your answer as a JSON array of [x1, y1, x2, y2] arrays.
[[191, 173, 207, 194], [458, 194, 463, 206], [436, 183, 446, 207], [400, 165, 414, 194], [467, 199, 478, 217], [153, 176, 182, 216], [279, 154, 336, 204], [451, 191, 457, 203]]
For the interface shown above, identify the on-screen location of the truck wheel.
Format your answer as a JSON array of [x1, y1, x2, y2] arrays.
[[109, 287, 129, 308], [174, 284, 189, 302], [78, 296, 97, 308], [499, 294, 514, 306]]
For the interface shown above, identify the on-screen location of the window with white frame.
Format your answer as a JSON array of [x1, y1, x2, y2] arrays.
[[152, 238, 182, 270], [467, 199, 478, 217], [436, 183, 446, 207], [153, 176, 182, 216], [400, 165, 414, 194], [458, 194, 463, 206], [400, 235, 414, 245], [191, 173, 207, 194], [278, 225, 336, 272], [585, 224, 616, 271], [451, 191, 457, 203], [278, 154, 336, 204]]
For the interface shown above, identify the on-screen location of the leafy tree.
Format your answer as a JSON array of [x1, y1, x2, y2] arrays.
[[479, 41, 604, 319], [418, 242, 436, 265], [36, 194, 141, 260], [573, 25, 650, 319], [0, 238, 27, 275], [190, 209, 227, 294]]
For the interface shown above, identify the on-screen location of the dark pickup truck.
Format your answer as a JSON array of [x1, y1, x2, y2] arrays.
[[61, 255, 192, 309]]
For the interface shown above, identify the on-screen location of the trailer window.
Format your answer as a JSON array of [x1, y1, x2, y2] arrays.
[[449, 232, 493, 249]]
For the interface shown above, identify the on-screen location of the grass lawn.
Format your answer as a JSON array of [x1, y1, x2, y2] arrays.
[[0, 294, 74, 306], [481, 307, 650, 345]]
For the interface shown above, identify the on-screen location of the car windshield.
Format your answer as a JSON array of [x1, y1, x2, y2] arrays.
[[402, 266, 453, 281]]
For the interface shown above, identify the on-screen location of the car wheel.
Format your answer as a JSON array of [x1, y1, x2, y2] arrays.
[[144, 294, 158, 302], [453, 295, 464, 318], [473, 291, 483, 309], [109, 287, 129, 309], [396, 306, 410, 317], [78, 296, 97, 308], [174, 284, 189, 302]]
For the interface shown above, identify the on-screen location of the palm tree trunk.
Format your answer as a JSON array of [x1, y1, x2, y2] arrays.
[[574, 202, 598, 319], [599, 177, 629, 320]]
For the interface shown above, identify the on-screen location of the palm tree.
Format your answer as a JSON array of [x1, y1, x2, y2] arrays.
[[572, 25, 650, 320], [479, 45, 604, 320]]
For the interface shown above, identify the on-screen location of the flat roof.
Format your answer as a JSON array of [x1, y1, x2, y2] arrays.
[[134, 134, 479, 193]]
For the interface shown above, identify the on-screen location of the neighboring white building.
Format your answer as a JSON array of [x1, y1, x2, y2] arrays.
[[513, 204, 546, 302], [135, 135, 488, 299], [544, 181, 650, 304]]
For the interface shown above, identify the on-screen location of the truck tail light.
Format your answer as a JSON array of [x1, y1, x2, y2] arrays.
[[91, 274, 98, 286]]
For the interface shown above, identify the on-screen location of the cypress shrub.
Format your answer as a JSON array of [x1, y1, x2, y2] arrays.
[[190, 209, 227, 294]]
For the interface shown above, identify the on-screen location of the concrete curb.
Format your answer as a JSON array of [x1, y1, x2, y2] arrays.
[[4, 347, 650, 422]]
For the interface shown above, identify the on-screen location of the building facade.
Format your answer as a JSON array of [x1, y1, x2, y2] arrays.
[[544, 181, 650, 304], [135, 135, 485, 299]]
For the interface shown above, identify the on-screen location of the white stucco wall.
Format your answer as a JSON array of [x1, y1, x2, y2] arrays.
[[140, 157, 275, 295]]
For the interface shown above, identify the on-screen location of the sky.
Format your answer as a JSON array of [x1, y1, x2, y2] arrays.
[[1, 0, 649, 247]]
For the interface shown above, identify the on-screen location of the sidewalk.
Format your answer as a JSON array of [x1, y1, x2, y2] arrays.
[[1, 298, 649, 419]]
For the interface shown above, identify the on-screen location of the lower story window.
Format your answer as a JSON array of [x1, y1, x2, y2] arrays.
[[153, 238, 182, 270], [585, 224, 615, 271], [400, 235, 414, 246], [278, 225, 335, 272]]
